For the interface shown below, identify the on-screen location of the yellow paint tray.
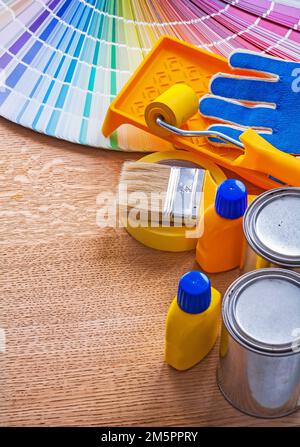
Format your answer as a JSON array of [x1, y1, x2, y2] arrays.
[[102, 36, 286, 190]]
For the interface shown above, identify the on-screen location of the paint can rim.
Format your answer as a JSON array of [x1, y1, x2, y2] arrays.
[[243, 187, 300, 267], [222, 268, 300, 356]]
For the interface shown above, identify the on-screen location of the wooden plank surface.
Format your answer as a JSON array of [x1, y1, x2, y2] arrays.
[[0, 117, 299, 427]]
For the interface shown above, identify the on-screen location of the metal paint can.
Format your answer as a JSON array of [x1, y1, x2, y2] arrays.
[[217, 268, 300, 418], [241, 187, 300, 274]]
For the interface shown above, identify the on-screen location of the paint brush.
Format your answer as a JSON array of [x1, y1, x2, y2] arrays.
[[118, 161, 206, 226]]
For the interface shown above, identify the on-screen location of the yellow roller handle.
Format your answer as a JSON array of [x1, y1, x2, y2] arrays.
[[234, 129, 300, 187]]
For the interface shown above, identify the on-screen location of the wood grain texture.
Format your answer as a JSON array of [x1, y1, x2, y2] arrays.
[[0, 117, 299, 427]]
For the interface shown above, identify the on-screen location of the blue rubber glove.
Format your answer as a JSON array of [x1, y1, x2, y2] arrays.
[[199, 51, 300, 154]]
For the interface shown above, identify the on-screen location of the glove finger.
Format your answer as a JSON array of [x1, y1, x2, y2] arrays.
[[210, 75, 279, 104], [229, 51, 293, 77], [199, 96, 276, 129], [206, 124, 274, 147], [206, 124, 244, 145], [207, 125, 299, 155]]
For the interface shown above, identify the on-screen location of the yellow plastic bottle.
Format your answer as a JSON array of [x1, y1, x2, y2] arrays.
[[196, 179, 248, 273], [165, 271, 221, 371]]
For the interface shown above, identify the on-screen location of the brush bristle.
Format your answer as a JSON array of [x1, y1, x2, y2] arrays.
[[120, 162, 171, 194], [118, 162, 171, 216]]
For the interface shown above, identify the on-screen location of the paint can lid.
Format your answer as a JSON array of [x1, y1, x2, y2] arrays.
[[215, 179, 248, 219], [177, 271, 211, 314], [243, 187, 300, 267], [222, 269, 300, 355]]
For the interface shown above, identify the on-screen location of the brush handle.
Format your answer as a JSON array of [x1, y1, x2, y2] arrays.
[[235, 129, 300, 187]]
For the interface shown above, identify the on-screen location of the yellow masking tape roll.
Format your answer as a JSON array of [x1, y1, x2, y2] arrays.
[[144, 84, 199, 138]]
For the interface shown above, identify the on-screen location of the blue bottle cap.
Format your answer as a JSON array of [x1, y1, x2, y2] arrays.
[[177, 271, 211, 314], [215, 179, 248, 219]]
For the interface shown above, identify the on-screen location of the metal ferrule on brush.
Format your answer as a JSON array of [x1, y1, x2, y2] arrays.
[[163, 167, 204, 226]]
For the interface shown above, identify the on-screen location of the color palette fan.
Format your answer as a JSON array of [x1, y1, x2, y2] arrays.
[[1, 0, 300, 151]]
